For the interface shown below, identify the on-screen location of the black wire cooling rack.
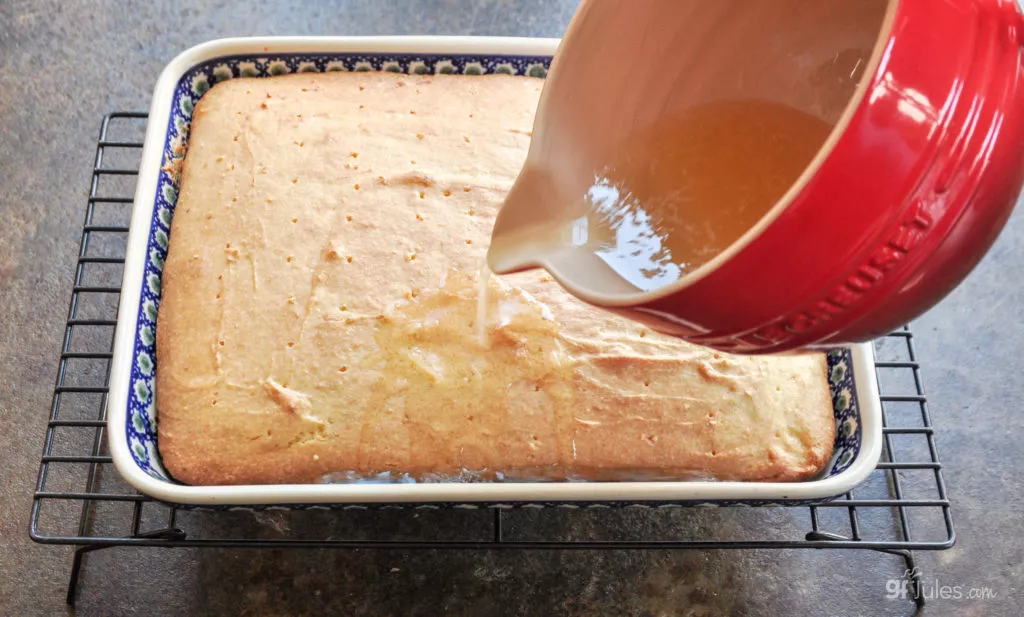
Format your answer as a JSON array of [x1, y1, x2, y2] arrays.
[[31, 113, 955, 607]]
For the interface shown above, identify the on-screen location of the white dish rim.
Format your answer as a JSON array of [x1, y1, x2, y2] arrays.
[[107, 35, 883, 505]]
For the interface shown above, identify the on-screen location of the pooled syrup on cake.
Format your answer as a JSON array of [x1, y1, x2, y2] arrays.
[[357, 271, 576, 476]]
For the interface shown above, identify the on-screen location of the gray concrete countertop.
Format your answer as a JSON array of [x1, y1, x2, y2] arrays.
[[1, 1, 1021, 615]]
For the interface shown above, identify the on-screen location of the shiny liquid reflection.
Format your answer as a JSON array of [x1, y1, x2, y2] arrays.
[[564, 99, 834, 293]]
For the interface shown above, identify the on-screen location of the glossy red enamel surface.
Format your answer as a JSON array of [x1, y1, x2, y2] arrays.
[[632, 0, 1024, 353]]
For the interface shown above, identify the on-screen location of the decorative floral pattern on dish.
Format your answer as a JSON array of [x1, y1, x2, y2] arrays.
[[239, 61, 260, 77], [212, 64, 233, 84], [434, 60, 456, 74], [190, 74, 209, 96], [526, 63, 548, 78]]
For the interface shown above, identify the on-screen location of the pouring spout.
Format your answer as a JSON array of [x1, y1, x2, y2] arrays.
[[488, 165, 645, 300], [486, 244, 541, 275], [487, 165, 575, 275]]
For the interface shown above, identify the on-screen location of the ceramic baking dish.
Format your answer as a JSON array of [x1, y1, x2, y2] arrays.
[[107, 36, 883, 506]]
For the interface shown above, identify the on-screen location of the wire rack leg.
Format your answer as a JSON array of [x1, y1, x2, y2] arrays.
[[805, 531, 926, 608], [866, 548, 925, 609], [899, 550, 926, 609], [66, 528, 187, 606]]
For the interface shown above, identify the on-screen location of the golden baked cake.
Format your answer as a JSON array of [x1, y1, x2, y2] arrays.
[[156, 72, 835, 485]]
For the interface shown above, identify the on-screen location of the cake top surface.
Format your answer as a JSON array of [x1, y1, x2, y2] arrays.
[[156, 72, 833, 485]]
